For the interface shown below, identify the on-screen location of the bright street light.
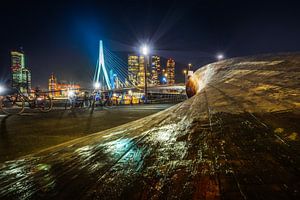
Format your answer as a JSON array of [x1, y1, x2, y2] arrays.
[[94, 82, 100, 89], [141, 45, 149, 56], [0, 85, 5, 94], [68, 90, 75, 97], [216, 53, 224, 60], [183, 70, 187, 74]]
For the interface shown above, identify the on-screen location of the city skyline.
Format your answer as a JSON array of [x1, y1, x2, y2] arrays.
[[4, 47, 184, 89], [8, 46, 180, 90]]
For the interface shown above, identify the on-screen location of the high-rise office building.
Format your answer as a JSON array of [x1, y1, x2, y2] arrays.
[[138, 56, 145, 86], [138, 56, 151, 87], [128, 55, 139, 85], [128, 55, 150, 87], [166, 58, 175, 85], [151, 56, 161, 85], [11, 50, 31, 94]]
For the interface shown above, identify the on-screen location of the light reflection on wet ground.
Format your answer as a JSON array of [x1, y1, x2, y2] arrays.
[[0, 54, 300, 199], [0, 104, 172, 162]]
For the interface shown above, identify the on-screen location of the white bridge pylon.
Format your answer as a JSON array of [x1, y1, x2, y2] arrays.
[[94, 40, 112, 90]]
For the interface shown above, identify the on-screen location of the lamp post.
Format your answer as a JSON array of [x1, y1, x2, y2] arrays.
[[141, 45, 149, 103], [183, 69, 187, 84]]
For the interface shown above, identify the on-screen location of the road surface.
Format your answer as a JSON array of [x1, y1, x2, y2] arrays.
[[0, 53, 299, 199], [0, 104, 173, 162]]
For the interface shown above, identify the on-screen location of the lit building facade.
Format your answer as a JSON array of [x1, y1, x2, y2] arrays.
[[11, 50, 31, 94], [138, 56, 151, 87], [48, 73, 59, 97], [128, 55, 139, 86], [151, 56, 161, 85], [138, 56, 145, 86], [128, 55, 150, 87], [48, 73, 80, 98], [166, 58, 175, 85]]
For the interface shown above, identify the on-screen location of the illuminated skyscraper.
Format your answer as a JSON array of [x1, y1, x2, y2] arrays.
[[151, 56, 161, 85], [138, 56, 151, 87], [11, 50, 31, 93], [166, 58, 175, 85], [128, 55, 150, 86], [128, 55, 139, 85], [138, 56, 145, 86]]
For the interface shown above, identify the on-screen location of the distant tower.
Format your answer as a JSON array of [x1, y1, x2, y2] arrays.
[[166, 58, 175, 85], [128, 55, 151, 87], [151, 55, 161, 85], [128, 55, 139, 86], [114, 74, 121, 89], [48, 73, 57, 97], [138, 56, 146, 86], [11, 50, 31, 93], [109, 70, 115, 89], [94, 40, 111, 90]]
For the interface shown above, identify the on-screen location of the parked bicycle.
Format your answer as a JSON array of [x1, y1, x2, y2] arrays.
[[64, 90, 91, 109], [0, 85, 53, 115]]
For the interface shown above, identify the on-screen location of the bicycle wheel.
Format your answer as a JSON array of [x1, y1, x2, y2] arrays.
[[64, 99, 73, 110], [38, 95, 53, 112], [0, 94, 25, 115], [82, 99, 91, 108]]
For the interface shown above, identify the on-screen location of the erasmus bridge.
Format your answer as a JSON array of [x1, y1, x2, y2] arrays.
[[92, 40, 186, 102]]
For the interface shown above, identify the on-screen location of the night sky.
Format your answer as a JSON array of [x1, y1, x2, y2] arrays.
[[0, 0, 300, 88]]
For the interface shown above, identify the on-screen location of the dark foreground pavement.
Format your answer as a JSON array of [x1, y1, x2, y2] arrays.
[[0, 104, 173, 162], [0, 53, 300, 199]]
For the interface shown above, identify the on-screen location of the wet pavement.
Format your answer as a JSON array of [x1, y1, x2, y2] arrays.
[[0, 53, 300, 199], [0, 104, 173, 162]]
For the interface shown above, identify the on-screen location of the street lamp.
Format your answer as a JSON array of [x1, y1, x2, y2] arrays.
[[216, 53, 224, 61], [141, 45, 149, 103], [141, 45, 149, 56], [94, 82, 100, 89], [183, 70, 187, 84], [188, 63, 192, 70], [0, 85, 5, 94], [67, 90, 75, 98]]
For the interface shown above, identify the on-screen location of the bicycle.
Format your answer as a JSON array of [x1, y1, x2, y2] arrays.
[[64, 90, 91, 110], [0, 86, 53, 115]]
